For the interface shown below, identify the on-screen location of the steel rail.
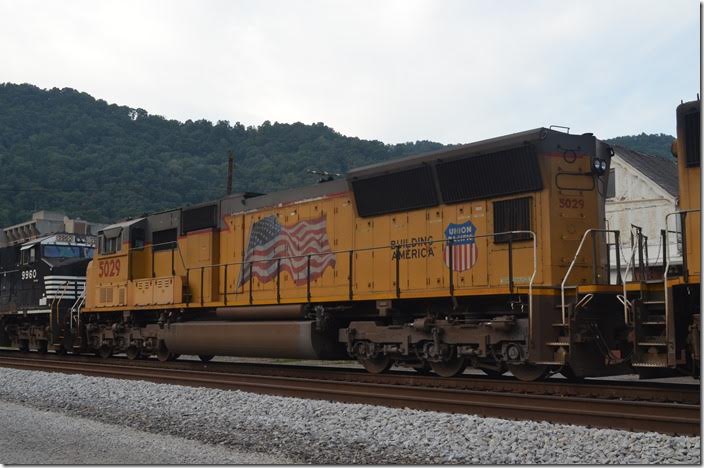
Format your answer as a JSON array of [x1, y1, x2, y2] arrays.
[[0, 354, 698, 436]]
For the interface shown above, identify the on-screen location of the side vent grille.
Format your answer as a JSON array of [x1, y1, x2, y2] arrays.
[[99, 287, 114, 304], [352, 166, 438, 217], [493, 197, 532, 243], [182, 204, 218, 234], [436, 145, 542, 204]]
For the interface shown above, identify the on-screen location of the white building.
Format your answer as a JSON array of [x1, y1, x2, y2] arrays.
[[605, 145, 680, 282], [0, 211, 107, 247]]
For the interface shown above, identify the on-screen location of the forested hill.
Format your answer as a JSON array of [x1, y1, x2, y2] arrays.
[[604, 133, 675, 159], [0, 83, 676, 226], [0, 83, 444, 226]]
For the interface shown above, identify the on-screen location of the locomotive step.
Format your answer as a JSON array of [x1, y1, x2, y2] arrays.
[[637, 341, 668, 347], [546, 341, 570, 346], [641, 300, 665, 306], [641, 321, 666, 325]]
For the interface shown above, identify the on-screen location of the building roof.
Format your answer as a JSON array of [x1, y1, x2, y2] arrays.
[[613, 145, 678, 197]]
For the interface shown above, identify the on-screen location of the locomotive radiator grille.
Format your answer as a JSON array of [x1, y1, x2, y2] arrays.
[[44, 275, 86, 301]]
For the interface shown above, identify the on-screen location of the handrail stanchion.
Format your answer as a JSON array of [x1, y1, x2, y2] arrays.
[[248, 262, 253, 305], [508, 237, 514, 293], [560, 229, 619, 326], [661, 229, 667, 271], [448, 239, 454, 300], [276, 258, 281, 304], [348, 250, 353, 301], [223, 264, 228, 305], [395, 245, 401, 298], [614, 231, 622, 285], [185, 269, 190, 305], [680, 212, 689, 283], [591, 232, 598, 284], [306, 255, 311, 303], [622, 237, 637, 325], [200, 266, 204, 306]]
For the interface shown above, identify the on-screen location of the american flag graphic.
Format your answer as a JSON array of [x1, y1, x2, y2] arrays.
[[443, 221, 478, 272], [237, 215, 336, 287]]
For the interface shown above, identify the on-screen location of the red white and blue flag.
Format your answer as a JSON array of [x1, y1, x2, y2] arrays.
[[443, 221, 478, 272], [238, 215, 336, 287]]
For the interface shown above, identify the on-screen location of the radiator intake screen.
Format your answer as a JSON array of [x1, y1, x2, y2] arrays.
[[493, 197, 532, 243], [436, 145, 542, 203], [352, 166, 438, 217], [153, 228, 178, 251], [182, 204, 218, 233]]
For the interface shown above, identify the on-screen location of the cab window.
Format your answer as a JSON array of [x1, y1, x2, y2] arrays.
[[21, 247, 36, 265], [43, 245, 83, 258], [101, 233, 122, 255]]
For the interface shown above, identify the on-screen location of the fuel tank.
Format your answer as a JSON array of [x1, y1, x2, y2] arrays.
[[213, 304, 306, 321], [160, 320, 345, 360]]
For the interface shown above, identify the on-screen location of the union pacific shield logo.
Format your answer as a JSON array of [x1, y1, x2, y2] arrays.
[[443, 221, 478, 272]]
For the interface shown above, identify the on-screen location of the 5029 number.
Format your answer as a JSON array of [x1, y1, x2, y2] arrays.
[[558, 198, 584, 209], [98, 259, 121, 278]]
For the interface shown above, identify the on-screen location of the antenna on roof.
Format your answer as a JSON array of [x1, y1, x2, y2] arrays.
[[307, 169, 342, 183]]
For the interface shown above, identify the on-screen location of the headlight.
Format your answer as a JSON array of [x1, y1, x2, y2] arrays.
[[592, 158, 607, 175]]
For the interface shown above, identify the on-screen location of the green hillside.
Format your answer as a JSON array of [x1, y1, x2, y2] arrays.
[[605, 133, 675, 159], [0, 83, 444, 226], [0, 83, 676, 227]]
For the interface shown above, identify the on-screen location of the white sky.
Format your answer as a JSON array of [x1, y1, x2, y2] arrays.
[[0, 0, 700, 144]]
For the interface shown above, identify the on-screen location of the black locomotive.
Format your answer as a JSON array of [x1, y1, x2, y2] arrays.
[[0, 233, 95, 352]]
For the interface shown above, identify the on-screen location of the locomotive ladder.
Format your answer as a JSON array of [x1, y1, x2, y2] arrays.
[[49, 281, 70, 347], [630, 209, 702, 368], [556, 229, 621, 364]]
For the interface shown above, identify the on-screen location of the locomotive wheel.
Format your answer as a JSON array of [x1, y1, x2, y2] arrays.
[[559, 366, 584, 382], [18, 339, 29, 353], [156, 342, 172, 362], [36, 340, 48, 354], [157, 352, 178, 362], [126, 346, 141, 361], [198, 355, 214, 362], [358, 355, 393, 374], [508, 363, 550, 381], [430, 357, 467, 377], [412, 361, 433, 375], [480, 367, 506, 378], [97, 345, 113, 359]]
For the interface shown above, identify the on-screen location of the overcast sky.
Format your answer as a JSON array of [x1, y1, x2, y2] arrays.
[[1, 0, 699, 144]]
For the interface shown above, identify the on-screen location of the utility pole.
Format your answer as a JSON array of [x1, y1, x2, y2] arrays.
[[226, 151, 234, 195]]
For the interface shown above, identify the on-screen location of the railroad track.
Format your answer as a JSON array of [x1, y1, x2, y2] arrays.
[[0, 351, 699, 436]]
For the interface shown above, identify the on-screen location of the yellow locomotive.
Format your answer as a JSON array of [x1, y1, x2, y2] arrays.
[[3, 100, 698, 381], [79, 127, 628, 380]]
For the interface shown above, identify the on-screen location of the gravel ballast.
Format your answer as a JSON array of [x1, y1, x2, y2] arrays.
[[0, 400, 290, 464], [0, 367, 699, 464]]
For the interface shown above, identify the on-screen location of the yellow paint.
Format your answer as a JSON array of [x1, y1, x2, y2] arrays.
[[84, 150, 611, 313]]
